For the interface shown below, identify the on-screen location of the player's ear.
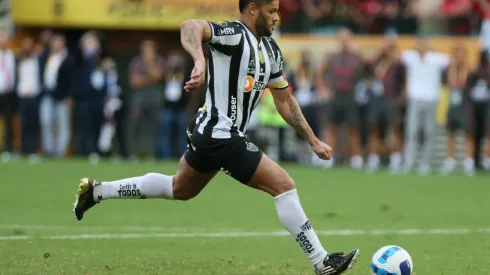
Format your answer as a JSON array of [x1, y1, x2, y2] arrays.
[[249, 3, 257, 16]]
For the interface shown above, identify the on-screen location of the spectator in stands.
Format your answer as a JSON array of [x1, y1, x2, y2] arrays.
[[157, 51, 189, 159], [128, 39, 164, 161], [465, 50, 490, 171], [485, 103, 490, 171], [474, 0, 490, 51], [15, 36, 42, 163], [0, 31, 15, 163], [289, 50, 319, 165], [440, 0, 473, 35], [316, 28, 364, 169], [98, 57, 125, 159], [401, 37, 449, 175], [366, 39, 405, 172], [40, 33, 74, 157], [440, 44, 473, 175], [72, 31, 106, 162], [35, 29, 53, 58]]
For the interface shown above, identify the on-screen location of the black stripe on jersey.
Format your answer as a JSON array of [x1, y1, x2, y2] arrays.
[[263, 39, 282, 79], [248, 41, 267, 121], [209, 43, 235, 56], [238, 29, 255, 132], [203, 49, 220, 136], [226, 35, 244, 124]]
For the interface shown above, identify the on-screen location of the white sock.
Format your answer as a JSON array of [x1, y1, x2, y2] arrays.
[[350, 155, 364, 169], [484, 157, 490, 170], [390, 153, 401, 166], [93, 173, 174, 202], [367, 154, 380, 169], [463, 157, 475, 174], [274, 189, 328, 266]]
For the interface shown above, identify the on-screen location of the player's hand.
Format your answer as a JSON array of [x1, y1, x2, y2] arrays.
[[311, 139, 332, 160], [185, 59, 206, 92]]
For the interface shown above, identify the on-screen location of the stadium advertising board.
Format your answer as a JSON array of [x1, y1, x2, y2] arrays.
[[12, 0, 238, 29]]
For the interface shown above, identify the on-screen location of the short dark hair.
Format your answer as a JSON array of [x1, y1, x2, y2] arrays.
[[239, 0, 272, 13]]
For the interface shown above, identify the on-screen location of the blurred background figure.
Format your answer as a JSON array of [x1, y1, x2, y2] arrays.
[[0, 31, 15, 163], [317, 28, 364, 169], [72, 30, 105, 162], [128, 39, 164, 161], [98, 57, 126, 160], [366, 39, 405, 172], [401, 37, 449, 175], [40, 33, 74, 158], [440, 43, 473, 175], [466, 50, 490, 171], [35, 29, 53, 58], [289, 50, 320, 165], [157, 50, 188, 159], [15, 36, 42, 163]]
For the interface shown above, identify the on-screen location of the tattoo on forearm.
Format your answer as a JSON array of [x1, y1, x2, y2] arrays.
[[287, 98, 309, 138]]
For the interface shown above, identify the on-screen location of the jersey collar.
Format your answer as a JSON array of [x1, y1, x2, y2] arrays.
[[236, 20, 260, 45]]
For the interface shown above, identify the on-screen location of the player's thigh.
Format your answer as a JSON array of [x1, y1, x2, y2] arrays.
[[247, 153, 295, 197], [173, 155, 218, 200]]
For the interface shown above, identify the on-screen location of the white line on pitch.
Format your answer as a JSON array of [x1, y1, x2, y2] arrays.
[[0, 228, 489, 241]]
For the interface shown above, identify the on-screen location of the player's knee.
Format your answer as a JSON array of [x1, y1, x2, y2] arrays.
[[270, 172, 296, 197], [172, 182, 198, 201]]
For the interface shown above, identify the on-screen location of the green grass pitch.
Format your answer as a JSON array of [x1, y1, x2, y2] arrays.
[[0, 160, 489, 274]]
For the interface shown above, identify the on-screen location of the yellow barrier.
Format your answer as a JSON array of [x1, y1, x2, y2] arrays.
[[12, 0, 238, 29], [276, 35, 481, 125]]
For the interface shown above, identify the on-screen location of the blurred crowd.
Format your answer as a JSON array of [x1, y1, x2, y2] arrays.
[[279, 0, 488, 35], [0, 29, 198, 164], [273, 29, 490, 176], [1, 1, 490, 176]]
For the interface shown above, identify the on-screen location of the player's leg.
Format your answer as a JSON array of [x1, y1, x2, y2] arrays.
[[402, 99, 421, 173], [324, 103, 339, 168], [73, 155, 218, 220], [245, 154, 359, 274], [484, 107, 490, 170], [441, 110, 457, 175], [347, 101, 363, 169], [366, 101, 381, 172]]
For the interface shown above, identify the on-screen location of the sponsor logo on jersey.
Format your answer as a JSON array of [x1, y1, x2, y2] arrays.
[[219, 27, 235, 36], [230, 95, 237, 120]]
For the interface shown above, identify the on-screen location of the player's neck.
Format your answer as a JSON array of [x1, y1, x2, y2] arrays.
[[238, 16, 261, 39]]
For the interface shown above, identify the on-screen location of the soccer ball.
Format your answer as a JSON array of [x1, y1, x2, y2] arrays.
[[371, 245, 413, 275]]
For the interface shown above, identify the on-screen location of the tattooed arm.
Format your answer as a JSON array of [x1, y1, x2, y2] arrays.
[[271, 88, 332, 160], [271, 88, 316, 144], [180, 20, 211, 62]]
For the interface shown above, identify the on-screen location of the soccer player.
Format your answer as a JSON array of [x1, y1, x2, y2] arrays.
[[73, 0, 359, 274]]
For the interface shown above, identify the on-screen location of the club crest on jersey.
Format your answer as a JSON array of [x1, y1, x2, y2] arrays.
[[246, 142, 259, 152], [258, 51, 265, 64]]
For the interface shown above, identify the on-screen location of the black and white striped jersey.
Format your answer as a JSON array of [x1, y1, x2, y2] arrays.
[[194, 20, 289, 139]]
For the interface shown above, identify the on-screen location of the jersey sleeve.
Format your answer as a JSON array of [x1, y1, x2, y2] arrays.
[[266, 38, 289, 90], [207, 21, 242, 47]]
